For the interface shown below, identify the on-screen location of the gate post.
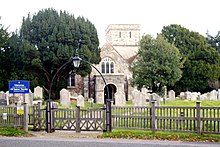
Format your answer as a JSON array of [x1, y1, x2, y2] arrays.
[[46, 100, 54, 133], [151, 101, 156, 133], [106, 99, 112, 132], [38, 101, 42, 130], [196, 101, 201, 135], [23, 103, 28, 132], [76, 106, 81, 133]]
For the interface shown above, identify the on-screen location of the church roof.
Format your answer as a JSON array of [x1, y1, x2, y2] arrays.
[[113, 46, 138, 60]]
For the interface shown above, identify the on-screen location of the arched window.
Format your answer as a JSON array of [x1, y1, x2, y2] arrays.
[[101, 62, 105, 73], [68, 72, 75, 87], [106, 62, 109, 73], [110, 62, 114, 73], [101, 57, 115, 74]]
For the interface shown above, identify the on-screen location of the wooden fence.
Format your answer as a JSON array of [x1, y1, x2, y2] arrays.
[[112, 101, 220, 134], [0, 104, 27, 129]]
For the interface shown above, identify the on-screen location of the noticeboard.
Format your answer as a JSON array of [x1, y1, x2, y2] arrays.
[[9, 80, 30, 94]]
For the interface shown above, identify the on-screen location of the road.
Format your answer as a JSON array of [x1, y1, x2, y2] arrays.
[[0, 137, 219, 147]]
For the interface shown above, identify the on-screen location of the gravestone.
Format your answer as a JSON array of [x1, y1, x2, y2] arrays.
[[34, 86, 43, 99], [208, 90, 217, 100], [77, 95, 84, 107], [0, 91, 5, 99], [0, 99, 7, 106], [151, 93, 161, 106], [218, 89, 220, 100], [5, 91, 9, 105], [115, 91, 126, 106], [191, 92, 200, 101], [168, 90, 175, 101], [60, 88, 70, 106], [141, 87, 148, 95], [185, 91, 192, 100], [179, 92, 185, 99], [200, 93, 208, 100]]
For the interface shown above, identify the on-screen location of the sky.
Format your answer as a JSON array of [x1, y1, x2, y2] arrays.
[[0, 0, 220, 46]]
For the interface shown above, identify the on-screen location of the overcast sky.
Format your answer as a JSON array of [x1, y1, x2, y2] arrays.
[[0, 0, 220, 46]]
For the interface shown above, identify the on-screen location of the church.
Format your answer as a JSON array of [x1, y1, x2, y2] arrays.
[[68, 24, 140, 104]]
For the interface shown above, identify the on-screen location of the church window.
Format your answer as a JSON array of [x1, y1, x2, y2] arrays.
[[101, 57, 115, 74], [68, 72, 75, 87], [110, 62, 114, 73], [101, 62, 105, 73], [106, 62, 109, 73]]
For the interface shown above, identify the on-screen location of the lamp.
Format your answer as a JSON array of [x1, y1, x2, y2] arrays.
[[72, 56, 81, 68]]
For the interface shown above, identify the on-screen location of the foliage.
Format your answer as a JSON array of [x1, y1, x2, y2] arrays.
[[0, 21, 9, 89], [0, 126, 31, 137], [206, 31, 220, 53], [130, 34, 183, 92], [161, 98, 220, 106], [14, 8, 101, 99], [100, 129, 220, 142], [161, 24, 220, 93]]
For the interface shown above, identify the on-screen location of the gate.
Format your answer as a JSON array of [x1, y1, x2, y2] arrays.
[[52, 107, 106, 131], [31, 103, 106, 132]]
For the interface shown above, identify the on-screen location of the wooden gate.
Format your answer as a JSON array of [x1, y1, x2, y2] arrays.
[[52, 107, 106, 131], [31, 104, 106, 132]]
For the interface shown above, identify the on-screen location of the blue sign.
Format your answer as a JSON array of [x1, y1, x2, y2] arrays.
[[9, 80, 30, 94]]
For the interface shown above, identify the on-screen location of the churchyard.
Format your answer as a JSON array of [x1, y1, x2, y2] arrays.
[[1, 86, 220, 135]]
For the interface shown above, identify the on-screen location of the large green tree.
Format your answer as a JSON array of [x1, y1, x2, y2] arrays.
[[161, 24, 220, 93], [130, 34, 183, 92], [19, 8, 101, 99], [0, 21, 9, 89], [206, 31, 220, 53]]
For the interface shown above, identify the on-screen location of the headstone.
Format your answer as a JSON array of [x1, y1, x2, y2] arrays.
[[5, 91, 9, 105], [152, 93, 161, 106], [141, 87, 148, 95], [218, 89, 220, 100], [208, 90, 218, 100], [200, 93, 208, 100], [60, 88, 70, 106], [0, 99, 7, 106], [179, 92, 185, 99], [168, 90, 175, 101], [191, 92, 200, 101], [77, 95, 84, 107], [34, 86, 43, 99], [0, 91, 5, 99], [115, 91, 126, 106], [185, 91, 192, 100]]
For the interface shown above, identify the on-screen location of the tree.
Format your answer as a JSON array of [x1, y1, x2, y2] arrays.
[[206, 31, 220, 53], [130, 34, 183, 92], [0, 20, 9, 90], [19, 8, 101, 99], [161, 24, 220, 93]]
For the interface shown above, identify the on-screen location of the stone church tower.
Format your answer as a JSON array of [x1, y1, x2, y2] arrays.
[[83, 24, 140, 105]]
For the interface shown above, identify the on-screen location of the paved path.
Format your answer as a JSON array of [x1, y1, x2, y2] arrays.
[[0, 131, 219, 147]]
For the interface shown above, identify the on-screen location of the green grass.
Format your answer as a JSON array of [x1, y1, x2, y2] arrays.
[[160, 98, 220, 106], [100, 129, 220, 142], [0, 126, 32, 137]]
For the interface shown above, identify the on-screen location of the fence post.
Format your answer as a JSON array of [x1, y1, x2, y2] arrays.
[[106, 99, 112, 132], [196, 101, 201, 135], [76, 106, 81, 133], [38, 101, 42, 130], [46, 100, 53, 133], [23, 103, 28, 132], [14, 103, 18, 128], [151, 101, 156, 133]]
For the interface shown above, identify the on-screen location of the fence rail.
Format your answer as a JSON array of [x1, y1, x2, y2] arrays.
[[112, 101, 220, 134]]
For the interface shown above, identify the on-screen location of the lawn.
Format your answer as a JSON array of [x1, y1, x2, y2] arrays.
[[100, 129, 220, 142], [0, 126, 32, 137]]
